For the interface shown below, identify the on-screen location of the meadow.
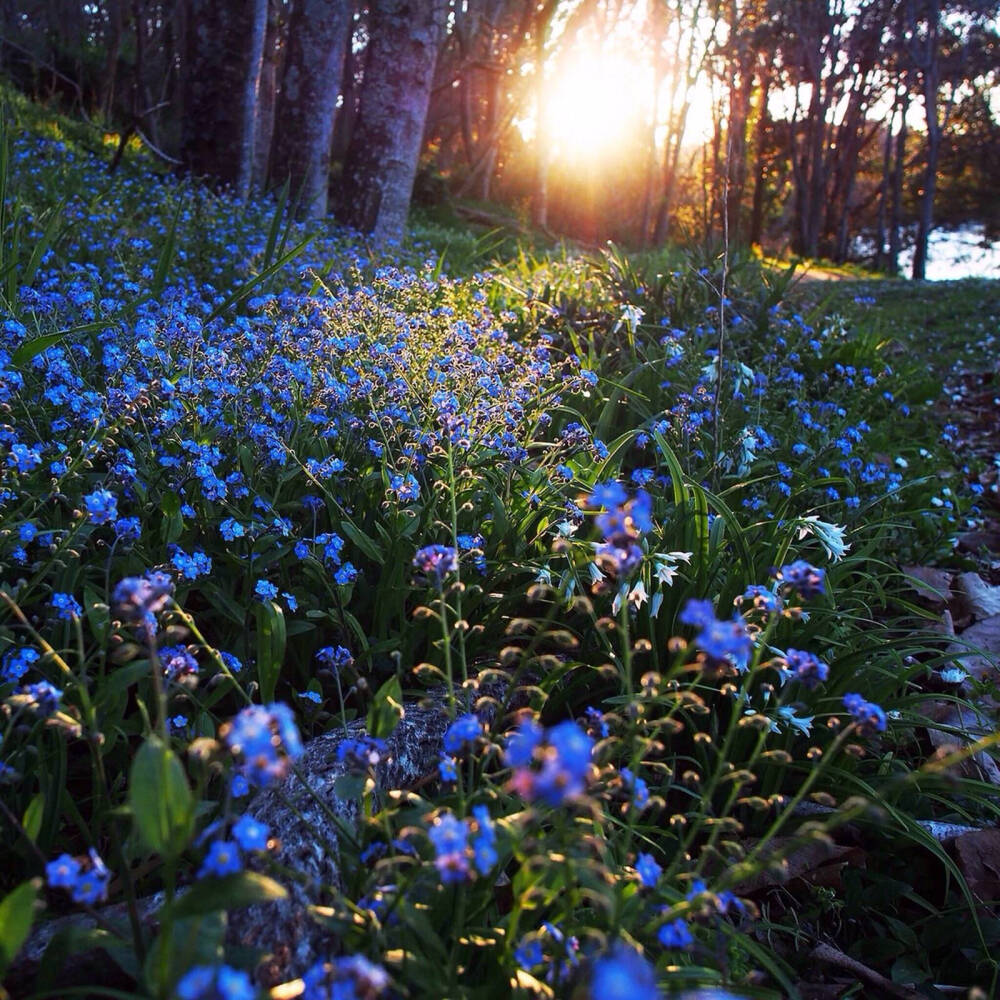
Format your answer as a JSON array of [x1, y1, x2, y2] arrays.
[[1, 92, 999, 1000]]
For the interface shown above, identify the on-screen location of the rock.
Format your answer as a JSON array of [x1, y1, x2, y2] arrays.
[[8, 698, 452, 993], [951, 829, 1000, 911], [231, 698, 450, 986]]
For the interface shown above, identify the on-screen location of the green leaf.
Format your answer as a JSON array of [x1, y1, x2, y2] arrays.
[[160, 490, 185, 546], [83, 584, 110, 646], [333, 774, 367, 800], [128, 736, 194, 858], [0, 878, 41, 976], [144, 912, 225, 998], [204, 234, 312, 326], [22, 793, 45, 842], [151, 197, 183, 299], [170, 872, 288, 919], [10, 320, 104, 368], [262, 176, 290, 271], [366, 675, 403, 740], [254, 599, 286, 704], [340, 520, 384, 563]]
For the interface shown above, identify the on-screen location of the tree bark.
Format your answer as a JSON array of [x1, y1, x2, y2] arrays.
[[252, 0, 282, 194], [236, 0, 269, 203], [910, 0, 941, 281], [337, 0, 448, 243], [271, 0, 353, 220], [180, 0, 259, 185], [888, 88, 909, 276]]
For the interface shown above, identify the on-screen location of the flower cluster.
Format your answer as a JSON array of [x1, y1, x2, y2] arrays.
[[46, 849, 111, 905], [412, 544, 458, 585], [301, 955, 390, 1000], [175, 964, 255, 1000], [843, 692, 887, 735], [427, 805, 497, 883], [221, 702, 304, 787], [586, 482, 653, 581], [505, 719, 595, 807], [775, 560, 826, 600], [679, 598, 753, 671]]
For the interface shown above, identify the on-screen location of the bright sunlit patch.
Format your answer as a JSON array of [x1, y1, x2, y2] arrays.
[[542, 49, 649, 163]]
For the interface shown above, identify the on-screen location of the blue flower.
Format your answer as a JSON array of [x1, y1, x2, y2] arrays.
[[176, 964, 256, 1000], [302, 956, 389, 1000], [224, 703, 304, 788], [509, 720, 594, 807], [777, 560, 826, 599], [428, 812, 471, 883], [389, 472, 420, 502], [232, 814, 270, 852], [784, 648, 828, 689], [843, 693, 887, 735], [635, 852, 662, 887], [114, 516, 141, 541], [159, 645, 198, 681], [46, 853, 81, 889], [48, 849, 110, 905], [1, 646, 39, 683], [83, 488, 118, 525], [198, 839, 243, 879], [316, 646, 353, 672], [590, 944, 660, 1000], [254, 579, 279, 601], [18, 680, 62, 717], [51, 592, 82, 620], [443, 713, 482, 754], [658, 917, 693, 950], [413, 544, 458, 584]]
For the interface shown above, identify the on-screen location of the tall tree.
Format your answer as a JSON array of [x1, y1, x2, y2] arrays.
[[180, 0, 265, 185], [337, 0, 448, 242], [237, 0, 269, 202], [906, 0, 942, 280], [270, 0, 353, 219]]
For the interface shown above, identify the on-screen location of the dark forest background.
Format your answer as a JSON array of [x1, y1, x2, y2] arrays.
[[1, 0, 998, 277]]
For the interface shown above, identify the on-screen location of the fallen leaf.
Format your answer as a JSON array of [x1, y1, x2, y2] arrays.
[[902, 565, 953, 606], [951, 829, 1000, 908], [955, 573, 1000, 619], [926, 700, 1000, 786], [947, 613, 1000, 686]]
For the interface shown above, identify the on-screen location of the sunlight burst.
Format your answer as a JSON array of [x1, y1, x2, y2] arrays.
[[542, 50, 650, 163]]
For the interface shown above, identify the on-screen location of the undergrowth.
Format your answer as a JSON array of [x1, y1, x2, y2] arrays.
[[0, 89, 998, 1000]]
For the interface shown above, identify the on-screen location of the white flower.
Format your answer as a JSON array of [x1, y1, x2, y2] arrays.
[[795, 516, 850, 562], [614, 304, 645, 333], [628, 580, 648, 608], [776, 705, 814, 735]]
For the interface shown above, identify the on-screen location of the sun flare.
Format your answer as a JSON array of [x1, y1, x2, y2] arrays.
[[542, 50, 650, 163]]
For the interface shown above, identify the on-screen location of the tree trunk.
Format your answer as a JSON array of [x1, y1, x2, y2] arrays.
[[271, 0, 353, 220], [337, 0, 448, 243], [530, 21, 548, 230], [911, 0, 941, 282], [888, 89, 908, 276], [180, 0, 259, 185], [236, 0, 268, 203], [252, 0, 282, 194], [748, 58, 772, 247]]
